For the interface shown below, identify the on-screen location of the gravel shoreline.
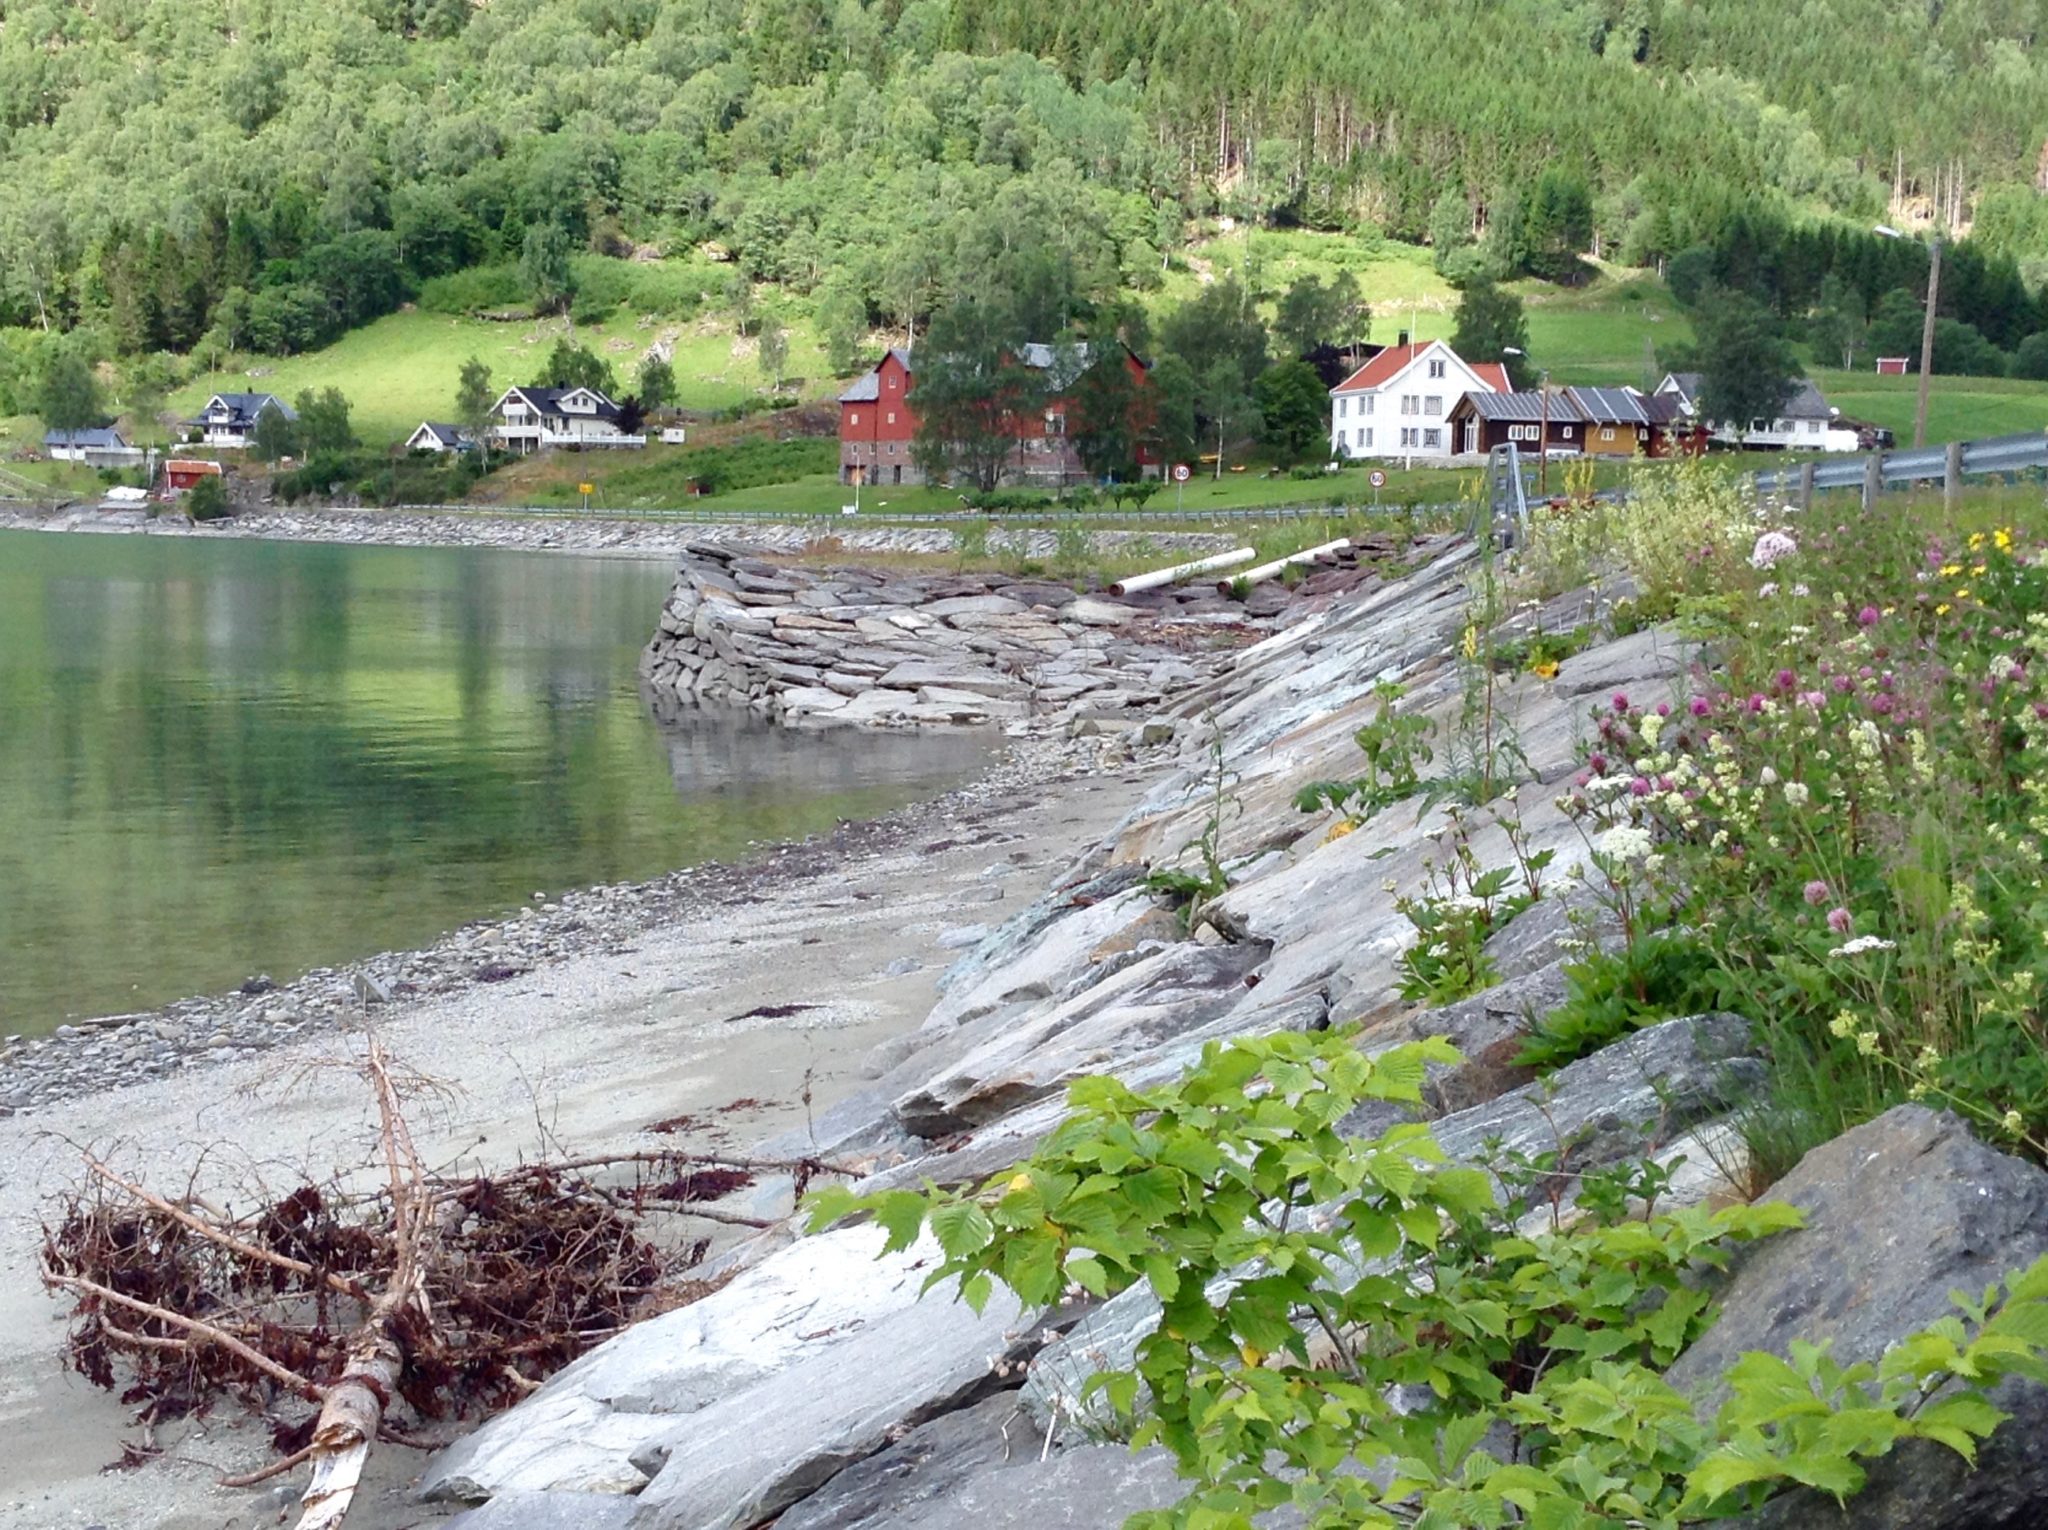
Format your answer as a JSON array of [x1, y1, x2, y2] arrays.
[[0, 503, 1239, 559], [0, 729, 1137, 1118]]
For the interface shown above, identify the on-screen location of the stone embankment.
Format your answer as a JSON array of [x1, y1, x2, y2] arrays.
[[428, 537, 2048, 1530], [0, 503, 1243, 560], [638, 538, 1402, 729]]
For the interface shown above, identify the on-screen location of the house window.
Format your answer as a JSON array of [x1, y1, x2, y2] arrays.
[[1424, 395, 1442, 414], [1600, 427, 1615, 442], [1364, 428, 1374, 448], [1338, 397, 1349, 418], [1400, 427, 1416, 448], [886, 412, 896, 425], [1400, 395, 1414, 416], [1562, 425, 1574, 438], [1046, 411, 1065, 436], [850, 412, 861, 425], [1365, 394, 1375, 415], [1423, 428, 1441, 449], [888, 442, 898, 456], [1427, 359, 1446, 379]]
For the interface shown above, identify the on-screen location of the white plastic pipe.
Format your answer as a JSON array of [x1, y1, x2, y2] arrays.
[[1109, 546, 1257, 597], [1219, 538, 1351, 592]]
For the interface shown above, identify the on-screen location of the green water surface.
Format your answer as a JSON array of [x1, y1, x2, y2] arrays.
[[0, 531, 990, 1035]]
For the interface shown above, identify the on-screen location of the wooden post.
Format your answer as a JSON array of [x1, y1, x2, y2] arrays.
[[1944, 440, 1963, 513], [1863, 451, 1883, 512], [1798, 460, 1816, 511]]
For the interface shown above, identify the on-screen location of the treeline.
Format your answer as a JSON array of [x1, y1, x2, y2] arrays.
[[2, 0, 2047, 366]]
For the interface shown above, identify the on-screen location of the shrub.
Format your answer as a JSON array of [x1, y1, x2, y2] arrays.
[[810, 1029, 2048, 1528], [183, 475, 229, 521]]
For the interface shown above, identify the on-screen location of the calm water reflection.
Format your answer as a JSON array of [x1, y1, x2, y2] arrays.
[[0, 532, 991, 1033]]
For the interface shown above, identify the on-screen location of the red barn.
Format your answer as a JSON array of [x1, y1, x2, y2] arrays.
[[837, 342, 1154, 487]]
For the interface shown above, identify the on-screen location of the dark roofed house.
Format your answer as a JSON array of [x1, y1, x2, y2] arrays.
[[1655, 372, 1856, 452], [405, 421, 479, 454], [44, 426, 144, 467], [187, 392, 294, 449], [489, 386, 645, 453], [1447, 385, 1707, 459]]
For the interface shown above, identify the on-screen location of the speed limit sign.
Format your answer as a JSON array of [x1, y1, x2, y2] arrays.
[[1172, 463, 1191, 483], [1368, 469, 1387, 489]]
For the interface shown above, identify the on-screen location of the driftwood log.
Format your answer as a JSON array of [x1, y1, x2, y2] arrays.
[[39, 1035, 847, 1528]]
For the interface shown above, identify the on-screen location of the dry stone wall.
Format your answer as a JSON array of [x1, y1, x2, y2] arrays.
[[638, 540, 1258, 728]]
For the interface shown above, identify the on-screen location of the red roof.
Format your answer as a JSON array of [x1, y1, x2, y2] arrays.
[[1329, 341, 1510, 396], [1331, 342, 1423, 393]]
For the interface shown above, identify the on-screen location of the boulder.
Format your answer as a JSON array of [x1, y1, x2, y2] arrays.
[[781, 1434, 1185, 1529], [1666, 1106, 2048, 1530], [923, 593, 1028, 620], [876, 662, 1022, 696]]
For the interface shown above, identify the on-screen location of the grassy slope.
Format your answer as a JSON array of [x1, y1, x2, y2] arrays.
[[169, 308, 835, 448], [1809, 369, 2048, 442]]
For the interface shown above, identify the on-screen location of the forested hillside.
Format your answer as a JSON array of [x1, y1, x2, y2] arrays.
[[0, 0, 2044, 385]]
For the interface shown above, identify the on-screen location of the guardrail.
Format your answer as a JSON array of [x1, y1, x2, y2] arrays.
[[1753, 431, 2048, 502]]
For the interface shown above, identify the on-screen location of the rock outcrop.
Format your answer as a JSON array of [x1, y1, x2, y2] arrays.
[[1668, 1106, 2048, 1530], [434, 540, 2048, 1530]]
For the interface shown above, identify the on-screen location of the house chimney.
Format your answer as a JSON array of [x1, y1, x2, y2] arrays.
[[1397, 329, 1410, 348]]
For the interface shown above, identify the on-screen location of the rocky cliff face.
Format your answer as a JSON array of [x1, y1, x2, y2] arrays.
[[437, 541, 2048, 1530]]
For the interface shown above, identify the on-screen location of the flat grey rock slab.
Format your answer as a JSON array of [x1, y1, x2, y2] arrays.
[[418, 1226, 943, 1500], [624, 1279, 1034, 1530], [441, 1492, 638, 1530], [1551, 625, 1701, 701], [893, 941, 1266, 1137], [771, 1392, 1033, 1530], [1669, 1105, 2048, 1530]]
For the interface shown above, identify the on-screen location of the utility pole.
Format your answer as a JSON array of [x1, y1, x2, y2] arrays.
[[1537, 370, 1551, 496], [1875, 224, 1941, 451], [1914, 237, 1942, 450]]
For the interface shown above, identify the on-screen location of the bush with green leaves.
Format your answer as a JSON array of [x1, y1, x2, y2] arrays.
[[183, 474, 229, 521], [809, 1029, 2048, 1529], [1517, 935, 1730, 1072]]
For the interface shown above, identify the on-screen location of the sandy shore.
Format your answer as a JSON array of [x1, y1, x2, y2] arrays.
[[0, 756, 1158, 1530]]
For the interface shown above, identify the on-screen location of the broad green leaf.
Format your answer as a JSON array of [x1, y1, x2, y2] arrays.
[[927, 1199, 994, 1259]]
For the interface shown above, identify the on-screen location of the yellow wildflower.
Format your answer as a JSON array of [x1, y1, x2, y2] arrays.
[[1323, 820, 1357, 844], [1996, 528, 2014, 551], [1941, 563, 1963, 577], [1937, 604, 1952, 616], [1956, 589, 1973, 600], [1531, 658, 1560, 680]]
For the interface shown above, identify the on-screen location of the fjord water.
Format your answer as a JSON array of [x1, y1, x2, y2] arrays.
[[0, 532, 991, 1036]]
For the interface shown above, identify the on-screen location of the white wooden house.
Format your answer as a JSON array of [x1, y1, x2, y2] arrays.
[[44, 426, 145, 467], [1328, 340, 1511, 461], [490, 386, 645, 453], [1655, 373, 1860, 453], [404, 421, 479, 454], [185, 392, 294, 449]]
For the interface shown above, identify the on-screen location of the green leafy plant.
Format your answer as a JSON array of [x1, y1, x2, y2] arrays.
[[1143, 726, 1238, 929], [1292, 682, 1435, 826], [1516, 935, 1729, 1071], [808, 1029, 2048, 1529]]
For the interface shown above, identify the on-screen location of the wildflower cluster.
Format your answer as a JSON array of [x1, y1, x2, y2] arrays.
[[1555, 504, 2048, 1154]]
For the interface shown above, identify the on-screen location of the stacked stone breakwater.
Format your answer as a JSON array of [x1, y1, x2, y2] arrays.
[[638, 536, 1417, 729], [640, 542, 1240, 729]]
